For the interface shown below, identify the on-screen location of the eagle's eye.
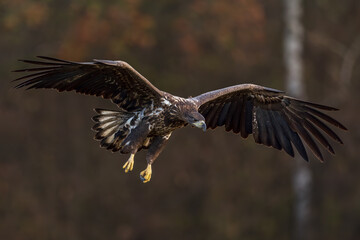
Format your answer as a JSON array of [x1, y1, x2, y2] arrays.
[[185, 115, 196, 123]]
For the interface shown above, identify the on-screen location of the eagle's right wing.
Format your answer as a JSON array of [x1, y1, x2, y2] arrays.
[[13, 56, 164, 111], [193, 84, 347, 162]]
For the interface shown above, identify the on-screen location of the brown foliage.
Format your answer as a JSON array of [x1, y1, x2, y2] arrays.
[[0, 0, 359, 239]]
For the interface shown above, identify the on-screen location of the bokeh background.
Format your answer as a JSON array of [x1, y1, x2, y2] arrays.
[[1, 0, 359, 239]]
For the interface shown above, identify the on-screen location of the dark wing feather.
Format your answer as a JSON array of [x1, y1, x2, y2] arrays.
[[13, 56, 164, 111], [194, 84, 346, 162]]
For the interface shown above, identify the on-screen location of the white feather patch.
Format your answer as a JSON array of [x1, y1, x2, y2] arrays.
[[105, 134, 115, 143], [100, 121, 116, 129], [98, 110, 119, 115], [124, 116, 134, 127], [98, 116, 116, 122], [161, 98, 171, 106], [102, 125, 117, 136], [163, 133, 172, 140]]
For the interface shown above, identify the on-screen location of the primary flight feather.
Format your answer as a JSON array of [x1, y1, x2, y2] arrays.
[[13, 56, 347, 183]]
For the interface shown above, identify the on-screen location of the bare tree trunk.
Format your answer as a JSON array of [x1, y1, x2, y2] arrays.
[[283, 0, 311, 239]]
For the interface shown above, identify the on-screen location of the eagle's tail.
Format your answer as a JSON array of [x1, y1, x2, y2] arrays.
[[92, 108, 133, 152]]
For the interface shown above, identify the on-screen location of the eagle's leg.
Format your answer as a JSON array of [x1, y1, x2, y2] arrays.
[[120, 121, 151, 173], [123, 153, 135, 173], [140, 133, 171, 183]]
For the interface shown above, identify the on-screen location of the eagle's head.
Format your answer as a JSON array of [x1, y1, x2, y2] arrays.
[[181, 104, 206, 131], [168, 97, 206, 131], [183, 111, 207, 132]]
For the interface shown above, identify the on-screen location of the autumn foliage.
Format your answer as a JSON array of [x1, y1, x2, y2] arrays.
[[0, 0, 359, 239]]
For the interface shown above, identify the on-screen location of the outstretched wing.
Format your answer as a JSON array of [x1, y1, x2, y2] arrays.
[[13, 56, 164, 111], [194, 84, 347, 162]]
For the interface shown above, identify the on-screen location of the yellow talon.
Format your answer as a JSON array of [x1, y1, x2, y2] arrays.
[[140, 164, 152, 183], [123, 154, 135, 173]]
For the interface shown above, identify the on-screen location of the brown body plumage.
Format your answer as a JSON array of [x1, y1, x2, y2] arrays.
[[13, 56, 347, 183]]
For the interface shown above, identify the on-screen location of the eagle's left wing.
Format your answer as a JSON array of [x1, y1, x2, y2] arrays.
[[193, 84, 347, 162], [13, 56, 164, 111]]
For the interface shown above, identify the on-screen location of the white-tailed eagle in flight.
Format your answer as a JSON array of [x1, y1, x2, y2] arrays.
[[13, 56, 347, 183]]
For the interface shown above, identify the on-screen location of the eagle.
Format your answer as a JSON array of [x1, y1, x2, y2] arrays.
[[14, 56, 347, 183]]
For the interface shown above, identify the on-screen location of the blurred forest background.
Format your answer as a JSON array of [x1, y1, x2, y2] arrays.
[[1, 0, 360, 239]]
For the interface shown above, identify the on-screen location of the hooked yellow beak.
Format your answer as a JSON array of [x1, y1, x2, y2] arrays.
[[192, 120, 207, 132]]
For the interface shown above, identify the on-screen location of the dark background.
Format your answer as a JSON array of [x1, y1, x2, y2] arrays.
[[1, 0, 359, 239]]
